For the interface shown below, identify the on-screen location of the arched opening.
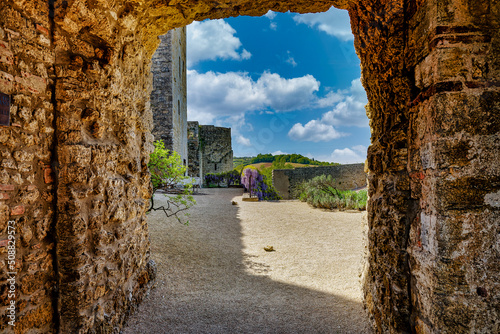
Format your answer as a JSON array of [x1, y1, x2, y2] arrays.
[[139, 10, 370, 332]]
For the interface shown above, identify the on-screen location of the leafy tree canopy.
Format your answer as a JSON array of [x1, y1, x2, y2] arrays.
[[148, 140, 196, 224]]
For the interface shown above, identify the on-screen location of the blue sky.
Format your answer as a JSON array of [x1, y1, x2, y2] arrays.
[[186, 8, 370, 164]]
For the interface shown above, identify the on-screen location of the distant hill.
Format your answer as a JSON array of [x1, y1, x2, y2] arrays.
[[233, 153, 338, 169], [241, 162, 314, 170], [233, 157, 253, 168]]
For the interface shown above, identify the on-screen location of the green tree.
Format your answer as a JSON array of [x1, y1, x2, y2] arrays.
[[148, 140, 196, 224]]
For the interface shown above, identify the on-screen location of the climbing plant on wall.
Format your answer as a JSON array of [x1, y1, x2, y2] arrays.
[[205, 170, 241, 187], [241, 168, 281, 201]]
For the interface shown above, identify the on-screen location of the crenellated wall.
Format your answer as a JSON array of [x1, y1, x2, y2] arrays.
[[0, 0, 497, 333]]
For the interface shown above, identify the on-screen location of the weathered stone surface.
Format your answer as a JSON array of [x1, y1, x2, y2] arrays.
[[187, 121, 202, 177], [187, 122, 233, 179], [151, 28, 188, 166], [0, 1, 56, 332], [0, 0, 498, 333], [199, 125, 234, 176], [273, 163, 367, 199]]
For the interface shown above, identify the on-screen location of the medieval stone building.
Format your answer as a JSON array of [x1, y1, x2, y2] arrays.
[[187, 121, 234, 179], [0, 0, 498, 333], [151, 28, 188, 166], [199, 125, 234, 176]]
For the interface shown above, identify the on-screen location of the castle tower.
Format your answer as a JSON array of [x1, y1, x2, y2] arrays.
[[150, 28, 188, 167]]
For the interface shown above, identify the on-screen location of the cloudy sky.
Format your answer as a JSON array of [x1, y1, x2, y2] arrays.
[[186, 7, 370, 164]]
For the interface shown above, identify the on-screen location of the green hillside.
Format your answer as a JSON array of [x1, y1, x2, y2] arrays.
[[233, 154, 339, 169]]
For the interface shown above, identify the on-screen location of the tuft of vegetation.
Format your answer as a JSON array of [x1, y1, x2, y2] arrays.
[[148, 140, 196, 224], [297, 175, 367, 211]]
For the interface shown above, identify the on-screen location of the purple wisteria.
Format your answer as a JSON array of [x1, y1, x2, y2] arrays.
[[241, 168, 281, 201]]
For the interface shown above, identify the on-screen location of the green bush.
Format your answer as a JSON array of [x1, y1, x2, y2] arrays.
[[148, 140, 196, 224], [205, 170, 241, 187], [297, 175, 367, 211]]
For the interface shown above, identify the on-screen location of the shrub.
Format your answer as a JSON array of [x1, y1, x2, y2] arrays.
[[298, 174, 367, 211], [148, 140, 196, 224], [205, 170, 241, 187]]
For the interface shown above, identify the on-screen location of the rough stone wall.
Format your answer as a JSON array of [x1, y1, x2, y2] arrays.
[[150, 33, 174, 153], [151, 28, 187, 165], [187, 121, 202, 177], [51, 0, 157, 331], [0, 1, 56, 332], [0, 0, 497, 333], [351, 0, 500, 332], [273, 164, 367, 199], [199, 125, 233, 176], [405, 1, 500, 333], [349, 1, 414, 332]]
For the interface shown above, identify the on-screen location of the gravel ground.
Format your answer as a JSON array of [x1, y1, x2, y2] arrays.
[[122, 188, 369, 334]]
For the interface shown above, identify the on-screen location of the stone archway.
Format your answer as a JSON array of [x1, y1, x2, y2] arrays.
[[0, 0, 498, 333]]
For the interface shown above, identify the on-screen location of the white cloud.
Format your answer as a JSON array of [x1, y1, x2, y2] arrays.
[[319, 79, 368, 127], [187, 70, 320, 123], [264, 10, 278, 30], [287, 78, 368, 142], [285, 51, 297, 67], [316, 90, 344, 108], [330, 145, 367, 164], [272, 150, 289, 155], [288, 120, 346, 142], [293, 7, 353, 41], [187, 19, 251, 66], [236, 135, 252, 147], [256, 72, 319, 111], [264, 10, 277, 20]]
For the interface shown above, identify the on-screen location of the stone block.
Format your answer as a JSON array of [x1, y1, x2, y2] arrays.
[[58, 145, 92, 165], [15, 71, 47, 95], [44, 167, 54, 184], [0, 40, 14, 65], [11, 205, 25, 215], [0, 184, 15, 191], [0, 71, 15, 94], [436, 176, 500, 212]]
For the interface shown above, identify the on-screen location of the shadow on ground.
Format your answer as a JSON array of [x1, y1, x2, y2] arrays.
[[123, 188, 369, 334]]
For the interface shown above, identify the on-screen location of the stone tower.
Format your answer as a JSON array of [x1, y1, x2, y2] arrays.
[[150, 28, 188, 166], [187, 123, 233, 179], [199, 125, 233, 175]]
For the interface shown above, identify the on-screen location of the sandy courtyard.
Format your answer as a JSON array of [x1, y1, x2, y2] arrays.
[[123, 188, 369, 334]]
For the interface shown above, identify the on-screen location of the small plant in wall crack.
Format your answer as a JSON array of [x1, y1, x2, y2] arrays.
[[148, 140, 196, 224]]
